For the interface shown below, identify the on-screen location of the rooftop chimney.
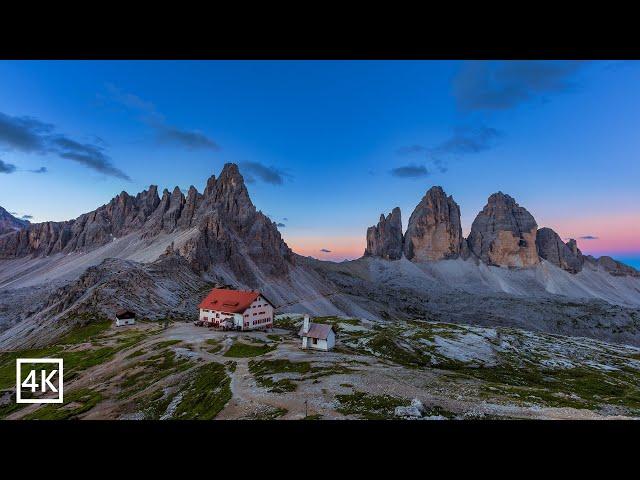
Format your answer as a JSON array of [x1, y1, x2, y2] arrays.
[[303, 315, 310, 334]]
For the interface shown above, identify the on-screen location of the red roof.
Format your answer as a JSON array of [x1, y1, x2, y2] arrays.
[[198, 288, 262, 314]]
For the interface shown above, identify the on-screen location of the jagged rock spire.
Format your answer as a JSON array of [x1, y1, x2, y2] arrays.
[[365, 207, 403, 260], [403, 186, 464, 262], [536, 227, 584, 273]]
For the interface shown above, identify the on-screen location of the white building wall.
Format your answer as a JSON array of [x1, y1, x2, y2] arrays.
[[326, 330, 335, 350], [241, 295, 274, 330], [301, 330, 335, 351], [115, 318, 135, 327], [199, 309, 234, 325], [199, 295, 274, 330]]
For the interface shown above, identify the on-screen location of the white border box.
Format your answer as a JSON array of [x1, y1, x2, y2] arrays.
[[16, 358, 64, 404]]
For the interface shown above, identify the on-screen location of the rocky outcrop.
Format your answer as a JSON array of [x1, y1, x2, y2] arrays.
[[403, 186, 464, 262], [177, 186, 202, 229], [0, 186, 165, 257], [364, 207, 403, 260], [536, 227, 584, 273], [0, 163, 295, 286], [467, 192, 539, 268], [584, 255, 640, 277], [180, 164, 294, 282], [0, 206, 29, 235]]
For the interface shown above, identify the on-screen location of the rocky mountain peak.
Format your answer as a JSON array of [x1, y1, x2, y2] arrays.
[[487, 191, 514, 204], [0, 206, 29, 235], [583, 255, 640, 277], [403, 186, 464, 262], [203, 174, 217, 197], [216, 163, 248, 194], [364, 207, 403, 260], [467, 192, 539, 267], [566, 238, 580, 256], [178, 185, 202, 229], [208, 162, 255, 222], [536, 227, 584, 274], [143, 185, 159, 200], [0, 163, 293, 285]]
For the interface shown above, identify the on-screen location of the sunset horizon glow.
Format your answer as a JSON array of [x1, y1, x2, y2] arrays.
[[0, 61, 638, 269]]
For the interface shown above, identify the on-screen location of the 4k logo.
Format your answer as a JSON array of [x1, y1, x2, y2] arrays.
[[16, 359, 64, 404]]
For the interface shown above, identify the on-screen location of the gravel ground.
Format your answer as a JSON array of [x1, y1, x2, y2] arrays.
[[5, 318, 639, 420]]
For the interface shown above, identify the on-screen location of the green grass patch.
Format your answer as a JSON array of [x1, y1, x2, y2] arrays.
[[172, 362, 232, 420], [248, 359, 352, 393], [304, 365, 354, 380], [117, 350, 193, 400], [24, 388, 102, 420], [0, 391, 27, 419], [247, 407, 288, 420], [204, 338, 223, 354], [303, 414, 323, 420], [58, 320, 112, 344], [223, 342, 276, 358], [152, 339, 182, 350], [312, 316, 359, 332], [273, 316, 299, 331], [136, 388, 174, 420], [366, 331, 429, 368], [422, 405, 456, 419], [126, 349, 146, 359], [336, 391, 410, 420], [459, 364, 640, 411], [249, 359, 311, 376], [0, 343, 124, 391], [249, 359, 311, 393]]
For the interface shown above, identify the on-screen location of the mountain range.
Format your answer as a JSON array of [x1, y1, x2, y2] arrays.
[[1, 163, 639, 349], [0, 207, 29, 236]]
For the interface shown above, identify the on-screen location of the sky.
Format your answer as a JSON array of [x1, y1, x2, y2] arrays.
[[0, 60, 639, 268]]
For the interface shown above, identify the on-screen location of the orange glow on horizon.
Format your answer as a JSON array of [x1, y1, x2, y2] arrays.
[[542, 212, 640, 256], [285, 235, 365, 262], [284, 212, 639, 263]]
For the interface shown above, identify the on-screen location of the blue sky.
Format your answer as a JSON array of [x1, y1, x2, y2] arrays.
[[0, 60, 638, 266]]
